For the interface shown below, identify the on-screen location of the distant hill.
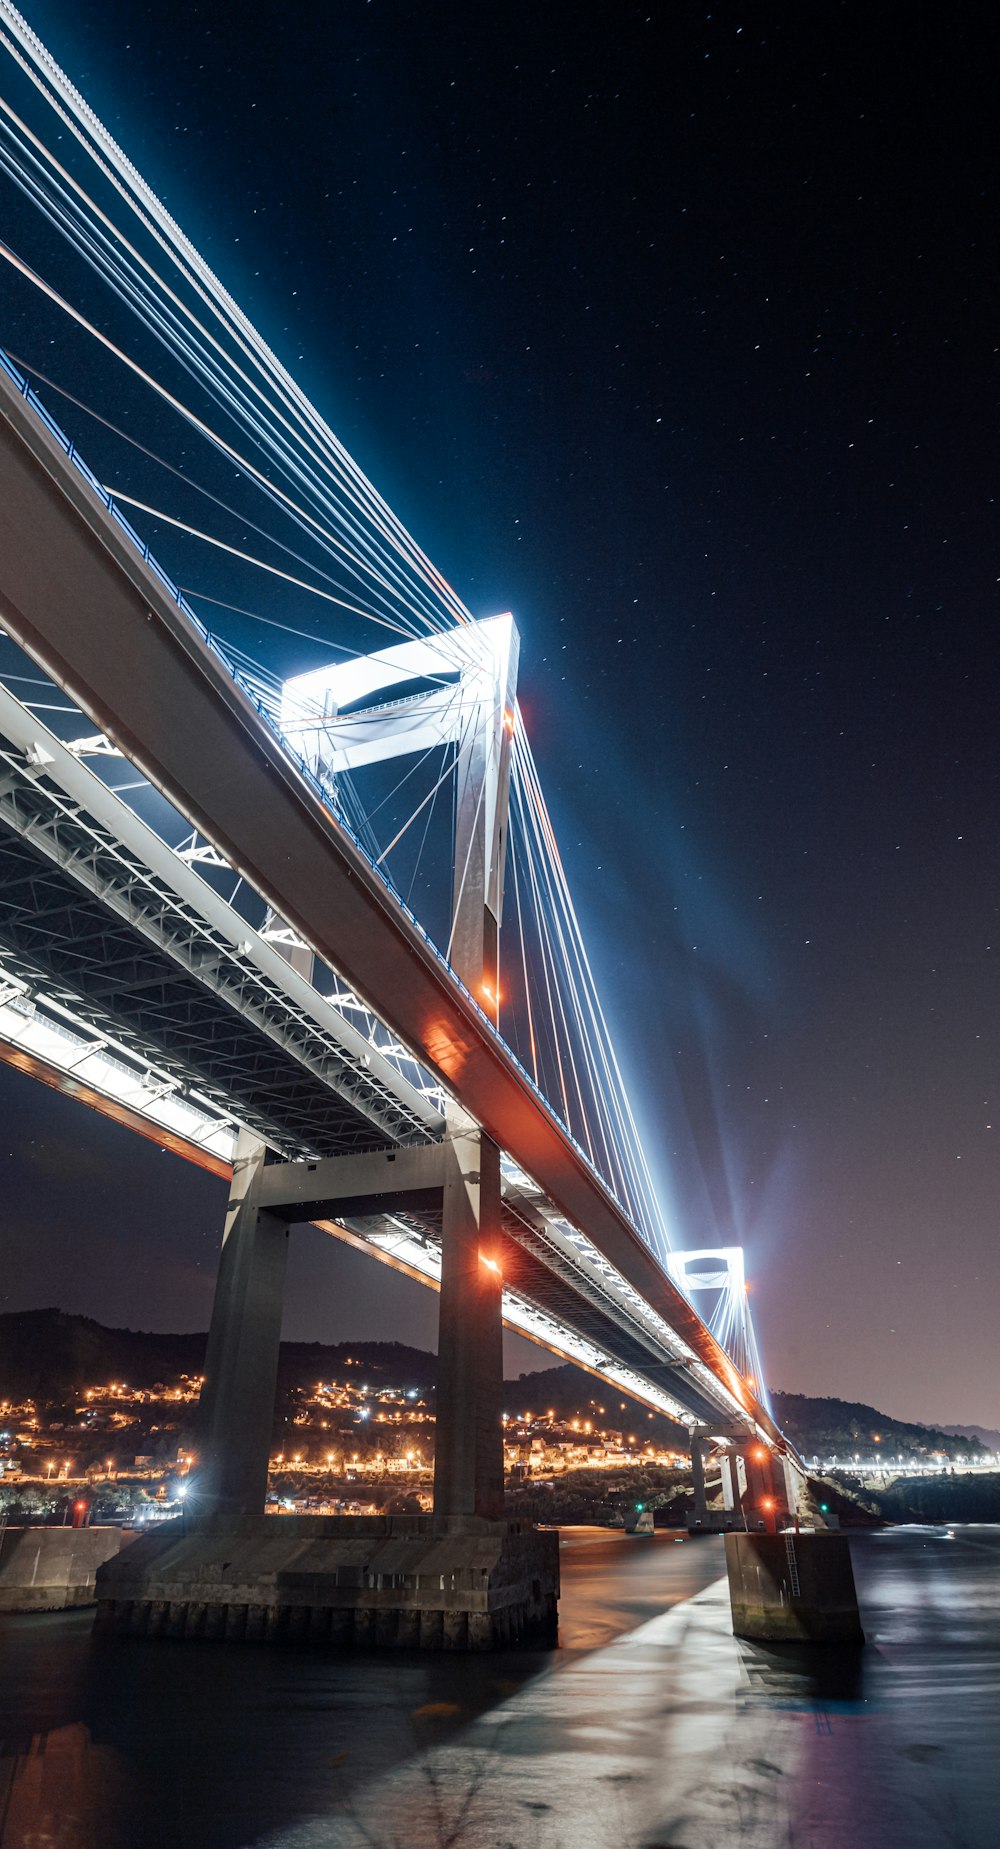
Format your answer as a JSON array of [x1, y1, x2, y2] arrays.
[[0, 1310, 649, 1424], [2, 1312, 988, 1461], [0, 1308, 206, 1400], [943, 1423, 1000, 1453], [771, 1389, 984, 1461], [0, 1308, 437, 1402], [500, 1362, 686, 1441]]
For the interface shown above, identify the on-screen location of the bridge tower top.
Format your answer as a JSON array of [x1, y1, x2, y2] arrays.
[[667, 1246, 769, 1407], [279, 614, 520, 1013]]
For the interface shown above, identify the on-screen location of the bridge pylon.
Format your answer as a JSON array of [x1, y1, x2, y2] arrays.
[[283, 612, 521, 1529]]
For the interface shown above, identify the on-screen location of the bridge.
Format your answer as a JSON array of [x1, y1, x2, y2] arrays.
[[0, 5, 808, 1646]]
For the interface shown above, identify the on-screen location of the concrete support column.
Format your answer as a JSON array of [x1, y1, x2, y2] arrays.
[[719, 1443, 789, 1532], [743, 1447, 775, 1530], [193, 1130, 289, 1520], [781, 1453, 801, 1522], [719, 1450, 737, 1515], [690, 1432, 708, 1526], [433, 1108, 505, 1526]]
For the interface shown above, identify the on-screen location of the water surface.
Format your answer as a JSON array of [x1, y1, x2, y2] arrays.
[[2, 1526, 997, 1847]]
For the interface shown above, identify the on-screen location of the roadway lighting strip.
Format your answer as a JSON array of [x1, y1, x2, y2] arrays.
[[500, 1207, 743, 1428], [0, 962, 239, 1163], [500, 1157, 697, 1366], [357, 1219, 695, 1424]]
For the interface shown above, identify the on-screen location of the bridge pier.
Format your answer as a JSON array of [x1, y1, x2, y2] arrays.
[[725, 1531, 865, 1643], [689, 1431, 709, 1527], [192, 1130, 288, 1520], [433, 1113, 505, 1525], [96, 1122, 559, 1649], [718, 1442, 791, 1531]]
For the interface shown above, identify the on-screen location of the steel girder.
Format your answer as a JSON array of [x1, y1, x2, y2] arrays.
[[0, 720, 441, 1157]]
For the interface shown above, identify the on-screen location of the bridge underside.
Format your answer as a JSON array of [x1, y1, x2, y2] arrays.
[[0, 684, 735, 1432], [0, 821, 398, 1158]]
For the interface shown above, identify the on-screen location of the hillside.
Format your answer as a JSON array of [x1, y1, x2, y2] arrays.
[[1, 1312, 988, 1463], [0, 1309, 649, 1424], [0, 1308, 437, 1401], [771, 1389, 984, 1462]]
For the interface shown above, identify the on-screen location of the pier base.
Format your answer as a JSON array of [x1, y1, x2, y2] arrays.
[[724, 1530, 864, 1644], [94, 1514, 559, 1651], [0, 1525, 133, 1611]]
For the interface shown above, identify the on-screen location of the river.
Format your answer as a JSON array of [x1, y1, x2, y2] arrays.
[[2, 1525, 998, 1847]]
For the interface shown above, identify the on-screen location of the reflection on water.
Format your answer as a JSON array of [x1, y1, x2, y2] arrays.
[[1, 1721, 131, 1849], [738, 1636, 867, 1707], [2, 1529, 999, 1849]]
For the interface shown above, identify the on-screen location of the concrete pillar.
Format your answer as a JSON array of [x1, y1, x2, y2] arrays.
[[781, 1452, 801, 1521], [192, 1129, 289, 1519], [433, 1108, 505, 1525], [742, 1446, 770, 1527], [690, 1432, 708, 1526], [725, 1532, 864, 1643], [432, 670, 511, 1529], [718, 1442, 791, 1532]]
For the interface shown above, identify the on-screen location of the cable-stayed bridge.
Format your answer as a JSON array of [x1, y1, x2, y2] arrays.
[[0, 5, 798, 1646]]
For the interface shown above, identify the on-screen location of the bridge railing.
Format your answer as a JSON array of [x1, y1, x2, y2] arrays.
[[0, 345, 633, 1231]]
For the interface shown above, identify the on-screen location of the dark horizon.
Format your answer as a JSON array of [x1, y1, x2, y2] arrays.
[[1, 3, 997, 1429]]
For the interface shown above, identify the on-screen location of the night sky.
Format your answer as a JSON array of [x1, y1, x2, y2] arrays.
[[1, 4, 997, 1426]]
